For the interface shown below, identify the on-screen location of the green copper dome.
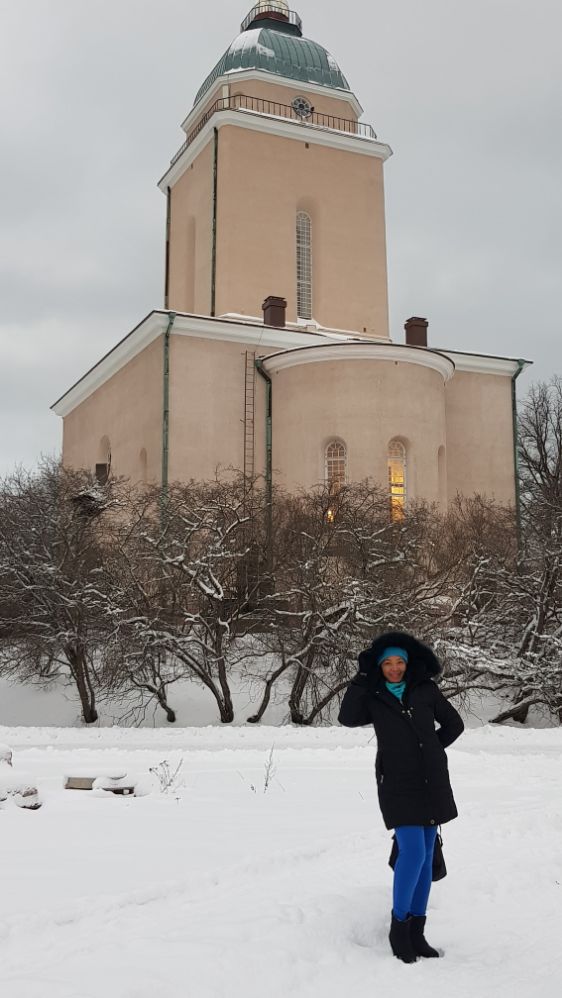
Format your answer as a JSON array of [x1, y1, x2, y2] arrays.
[[194, 5, 351, 106]]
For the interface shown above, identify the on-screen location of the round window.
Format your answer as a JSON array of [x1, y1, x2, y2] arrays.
[[291, 96, 313, 119]]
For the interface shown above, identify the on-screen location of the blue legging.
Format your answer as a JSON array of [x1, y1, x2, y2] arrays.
[[393, 825, 438, 921]]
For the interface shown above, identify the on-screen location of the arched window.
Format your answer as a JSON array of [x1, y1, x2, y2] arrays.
[[325, 439, 346, 522], [296, 211, 312, 320], [388, 439, 406, 520], [139, 447, 148, 484], [96, 435, 111, 485], [438, 445, 446, 511], [326, 439, 347, 492]]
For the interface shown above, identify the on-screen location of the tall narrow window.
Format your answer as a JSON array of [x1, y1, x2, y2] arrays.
[[139, 447, 148, 485], [388, 439, 406, 520], [96, 436, 111, 485], [296, 211, 312, 319], [438, 445, 447, 511], [325, 439, 346, 522]]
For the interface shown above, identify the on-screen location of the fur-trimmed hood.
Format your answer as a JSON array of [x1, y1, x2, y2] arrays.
[[358, 630, 442, 685]]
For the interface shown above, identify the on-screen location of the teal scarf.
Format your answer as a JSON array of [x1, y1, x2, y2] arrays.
[[385, 680, 406, 701]]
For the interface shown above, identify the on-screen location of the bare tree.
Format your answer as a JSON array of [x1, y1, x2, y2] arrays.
[[103, 474, 271, 724], [246, 483, 465, 724], [0, 460, 119, 723]]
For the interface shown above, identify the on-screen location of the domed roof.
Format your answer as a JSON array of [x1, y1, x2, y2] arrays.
[[194, 4, 350, 106]]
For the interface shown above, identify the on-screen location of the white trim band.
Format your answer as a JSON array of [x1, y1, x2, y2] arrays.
[[261, 342, 456, 381], [51, 311, 360, 417], [159, 109, 392, 192], [437, 349, 532, 376]]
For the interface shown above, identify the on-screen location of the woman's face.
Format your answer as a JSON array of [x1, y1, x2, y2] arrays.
[[380, 655, 407, 682]]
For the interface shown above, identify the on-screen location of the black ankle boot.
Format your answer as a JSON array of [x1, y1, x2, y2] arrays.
[[389, 913, 418, 963], [409, 915, 440, 958]]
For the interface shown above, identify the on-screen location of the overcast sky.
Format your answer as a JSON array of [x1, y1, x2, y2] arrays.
[[1, 0, 561, 474]]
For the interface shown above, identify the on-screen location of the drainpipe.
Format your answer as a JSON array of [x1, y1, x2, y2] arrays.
[[255, 358, 273, 573], [511, 359, 526, 549], [210, 127, 219, 317], [164, 186, 171, 309], [161, 311, 176, 523]]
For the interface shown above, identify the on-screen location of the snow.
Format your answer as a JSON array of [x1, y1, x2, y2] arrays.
[[228, 29, 275, 60], [0, 724, 560, 997]]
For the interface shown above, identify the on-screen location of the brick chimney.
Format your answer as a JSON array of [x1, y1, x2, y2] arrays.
[[404, 316, 428, 347], [262, 295, 287, 328]]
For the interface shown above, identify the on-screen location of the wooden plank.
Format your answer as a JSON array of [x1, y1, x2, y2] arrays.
[[65, 776, 96, 790]]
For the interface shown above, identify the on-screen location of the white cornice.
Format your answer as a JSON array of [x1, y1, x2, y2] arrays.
[[261, 342, 456, 381], [181, 70, 364, 134], [51, 311, 358, 417], [170, 313, 345, 348], [218, 311, 389, 342], [51, 312, 166, 417], [159, 109, 392, 192], [437, 350, 532, 376], [51, 308, 532, 419]]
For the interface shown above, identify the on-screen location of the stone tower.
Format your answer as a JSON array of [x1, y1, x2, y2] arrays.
[[159, 1, 392, 337]]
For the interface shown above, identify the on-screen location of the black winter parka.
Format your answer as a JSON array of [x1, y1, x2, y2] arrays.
[[338, 632, 464, 830]]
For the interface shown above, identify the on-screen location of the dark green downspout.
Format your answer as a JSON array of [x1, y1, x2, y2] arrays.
[[511, 359, 526, 548], [161, 311, 176, 523], [164, 186, 171, 309], [210, 127, 219, 317], [255, 359, 273, 573]]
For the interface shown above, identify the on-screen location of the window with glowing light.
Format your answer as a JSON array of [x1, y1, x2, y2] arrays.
[[388, 439, 407, 520], [325, 440, 346, 522]]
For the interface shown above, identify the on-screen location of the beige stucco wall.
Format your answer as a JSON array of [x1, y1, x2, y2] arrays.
[[62, 332, 268, 487], [264, 358, 447, 499], [167, 333, 266, 483], [211, 124, 388, 334], [59, 324, 517, 510], [167, 141, 213, 315], [167, 77, 388, 336], [445, 370, 516, 505], [61, 336, 164, 483]]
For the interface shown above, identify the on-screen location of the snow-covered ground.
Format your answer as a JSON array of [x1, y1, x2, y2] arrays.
[[0, 724, 560, 997]]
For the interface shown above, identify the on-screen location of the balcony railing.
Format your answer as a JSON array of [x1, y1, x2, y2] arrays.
[[240, 5, 302, 34], [169, 94, 377, 168]]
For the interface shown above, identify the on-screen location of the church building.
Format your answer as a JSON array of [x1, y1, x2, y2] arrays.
[[52, 2, 531, 515]]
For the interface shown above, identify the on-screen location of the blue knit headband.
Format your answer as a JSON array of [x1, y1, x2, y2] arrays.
[[377, 646, 409, 666]]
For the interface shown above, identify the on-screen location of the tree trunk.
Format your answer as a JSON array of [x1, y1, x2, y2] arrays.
[[66, 644, 98, 724], [216, 644, 234, 723], [156, 688, 176, 723], [303, 679, 349, 725], [174, 648, 234, 723], [247, 661, 291, 723], [289, 646, 317, 724], [490, 696, 536, 725]]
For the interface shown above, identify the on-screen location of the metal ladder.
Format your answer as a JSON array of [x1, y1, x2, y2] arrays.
[[243, 350, 256, 485]]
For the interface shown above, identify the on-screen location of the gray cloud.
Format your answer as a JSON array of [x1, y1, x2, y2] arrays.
[[1, 0, 561, 474]]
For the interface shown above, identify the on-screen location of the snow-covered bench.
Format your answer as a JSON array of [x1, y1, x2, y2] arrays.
[[65, 771, 136, 795]]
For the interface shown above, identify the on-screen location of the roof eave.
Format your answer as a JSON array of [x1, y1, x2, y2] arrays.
[[180, 68, 363, 135], [159, 109, 391, 192]]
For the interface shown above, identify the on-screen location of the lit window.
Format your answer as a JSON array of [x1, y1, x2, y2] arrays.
[[326, 440, 346, 491], [325, 440, 346, 521], [388, 439, 406, 520], [296, 211, 312, 319]]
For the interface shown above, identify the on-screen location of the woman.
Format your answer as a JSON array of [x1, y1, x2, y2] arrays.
[[338, 631, 464, 963]]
